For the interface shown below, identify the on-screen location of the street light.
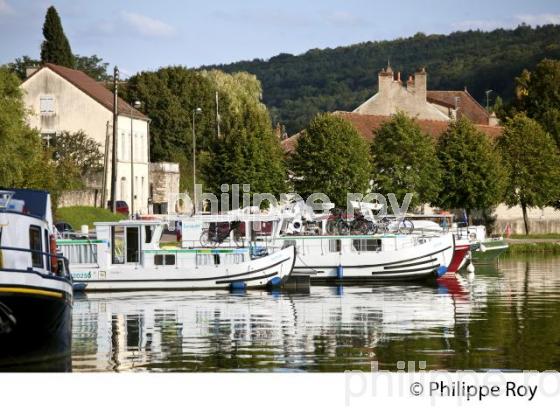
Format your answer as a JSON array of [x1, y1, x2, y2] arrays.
[[192, 107, 202, 214], [485, 89, 493, 112], [130, 100, 142, 218]]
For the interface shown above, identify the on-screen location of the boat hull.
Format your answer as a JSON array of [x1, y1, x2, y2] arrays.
[[448, 241, 471, 273], [72, 246, 296, 291], [290, 233, 455, 282], [471, 239, 509, 264], [0, 271, 73, 356]]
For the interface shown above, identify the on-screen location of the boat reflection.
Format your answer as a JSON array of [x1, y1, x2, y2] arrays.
[[72, 274, 481, 372]]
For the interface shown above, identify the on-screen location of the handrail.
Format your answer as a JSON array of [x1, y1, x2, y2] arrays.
[[0, 245, 71, 278]]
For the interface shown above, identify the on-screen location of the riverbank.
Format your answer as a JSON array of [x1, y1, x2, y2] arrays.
[[506, 236, 560, 255]]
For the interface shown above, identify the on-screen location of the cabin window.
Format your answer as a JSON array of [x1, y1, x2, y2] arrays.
[[126, 227, 140, 263], [29, 225, 43, 268], [112, 226, 125, 264], [352, 239, 381, 252], [145, 225, 154, 244], [329, 239, 341, 252], [213, 254, 220, 265], [44, 229, 50, 271], [154, 254, 175, 266]]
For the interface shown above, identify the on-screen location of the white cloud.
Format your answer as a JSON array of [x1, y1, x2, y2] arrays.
[[515, 13, 560, 25], [0, 0, 14, 15], [121, 11, 175, 38]]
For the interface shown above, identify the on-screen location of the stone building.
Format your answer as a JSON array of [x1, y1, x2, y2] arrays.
[[354, 64, 498, 126]]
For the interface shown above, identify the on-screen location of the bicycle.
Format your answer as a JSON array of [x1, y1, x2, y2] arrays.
[[326, 208, 375, 235], [373, 217, 415, 234], [200, 220, 244, 247]]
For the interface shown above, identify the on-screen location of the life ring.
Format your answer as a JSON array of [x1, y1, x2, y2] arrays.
[[50, 234, 58, 274], [468, 233, 477, 241]]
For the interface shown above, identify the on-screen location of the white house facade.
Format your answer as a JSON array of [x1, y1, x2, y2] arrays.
[[21, 63, 150, 214]]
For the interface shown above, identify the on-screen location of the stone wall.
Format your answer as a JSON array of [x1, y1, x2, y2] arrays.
[[494, 204, 560, 234], [149, 162, 180, 214], [58, 189, 102, 208]]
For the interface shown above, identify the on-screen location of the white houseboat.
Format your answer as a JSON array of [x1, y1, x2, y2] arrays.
[[57, 218, 296, 291]]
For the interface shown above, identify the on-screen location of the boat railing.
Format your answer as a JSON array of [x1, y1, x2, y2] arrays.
[[0, 245, 71, 279], [56, 239, 102, 266]]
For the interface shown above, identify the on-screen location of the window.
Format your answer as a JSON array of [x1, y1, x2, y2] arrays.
[[39, 95, 55, 115], [29, 225, 43, 268], [352, 239, 381, 252], [145, 225, 154, 244], [329, 239, 341, 253], [126, 227, 139, 263], [154, 254, 175, 266], [213, 254, 220, 265], [112, 226, 125, 264]]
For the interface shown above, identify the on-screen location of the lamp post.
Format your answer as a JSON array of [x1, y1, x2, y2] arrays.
[[485, 89, 493, 112], [192, 107, 202, 214], [110, 66, 119, 213], [130, 100, 142, 217]]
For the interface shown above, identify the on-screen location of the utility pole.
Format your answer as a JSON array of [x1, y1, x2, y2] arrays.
[[216, 91, 220, 139], [485, 89, 493, 112], [110, 66, 119, 213]]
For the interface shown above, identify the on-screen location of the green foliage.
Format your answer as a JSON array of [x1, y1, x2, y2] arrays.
[[200, 70, 287, 201], [436, 118, 505, 213], [74, 54, 110, 81], [515, 59, 560, 145], [0, 68, 59, 200], [499, 114, 560, 212], [371, 112, 441, 207], [290, 113, 371, 206], [206, 25, 560, 134], [4, 55, 40, 80], [40, 6, 74, 68], [55, 206, 125, 228], [51, 130, 104, 191]]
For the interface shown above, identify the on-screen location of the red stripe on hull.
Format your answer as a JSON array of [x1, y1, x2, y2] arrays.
[[447, 245, 470, 273]]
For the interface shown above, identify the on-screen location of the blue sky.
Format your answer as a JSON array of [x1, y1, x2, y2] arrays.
[[1, 0, 560, 76]]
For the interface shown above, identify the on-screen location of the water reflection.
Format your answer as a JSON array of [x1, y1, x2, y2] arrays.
[[5, 256, 560, 372]]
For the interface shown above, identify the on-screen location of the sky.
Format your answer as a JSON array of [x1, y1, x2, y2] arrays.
[[1, 0, 560, 76]]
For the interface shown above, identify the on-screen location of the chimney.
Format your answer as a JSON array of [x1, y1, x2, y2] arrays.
[[378, 65, 393, 94], [396, 72, 401, 82], [489, 112, 499, 126], [413, 67, 427, 101]]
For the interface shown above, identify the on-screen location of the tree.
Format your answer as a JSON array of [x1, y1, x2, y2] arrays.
[[498, 114, 560, 234], [40, 6, 74, 67], [74, 55, 110, 81], [0, 68, 58, 198], [290, 113, 371, 206], [370, 112, 441, 208], [200, 70, 286, 204], [4, 55, 40, 80], [436, 118, 505, 219], [515, 59, 560, 145], [51, 130, 104, 190]]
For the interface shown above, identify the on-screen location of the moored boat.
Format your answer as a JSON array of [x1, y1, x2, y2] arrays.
[[0, 189, 73, 355], [58, 218, 296, 291]]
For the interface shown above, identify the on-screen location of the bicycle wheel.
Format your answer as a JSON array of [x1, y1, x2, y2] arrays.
[[337, 220, 350, 235], [352, 220, 368, 235], [233, 232, 244, 248], [367, 221, 378, 235], [326, 219, 337, 235], [398, 219, 415, 234]]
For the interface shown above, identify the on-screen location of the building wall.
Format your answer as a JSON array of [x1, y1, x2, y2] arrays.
[[149, 162, 181, 214], [21, 68, 150, 213], [494, 204, 560, 234]]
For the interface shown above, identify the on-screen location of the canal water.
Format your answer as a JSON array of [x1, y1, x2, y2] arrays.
[[5, 256, 560, 372]]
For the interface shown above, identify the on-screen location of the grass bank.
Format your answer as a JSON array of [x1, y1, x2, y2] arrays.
[[506, 242, 560, 255], [510, 233, 560, 240], [55, 206, 125, 229]]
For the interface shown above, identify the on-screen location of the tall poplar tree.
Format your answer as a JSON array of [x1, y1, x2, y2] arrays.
[[40, 6, 75, 68]]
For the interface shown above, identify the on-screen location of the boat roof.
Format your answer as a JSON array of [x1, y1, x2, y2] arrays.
[[0, 188, 51, 220]]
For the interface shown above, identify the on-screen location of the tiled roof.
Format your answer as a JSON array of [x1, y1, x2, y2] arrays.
[[24, 63, 148, 120], [281, 112, 503, 153], [427, 90, 489, 125]]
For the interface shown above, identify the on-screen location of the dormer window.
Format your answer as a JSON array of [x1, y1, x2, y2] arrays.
[[39, 95, 55, 115]]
